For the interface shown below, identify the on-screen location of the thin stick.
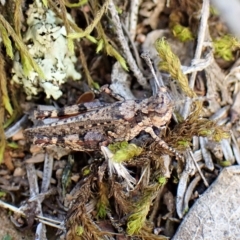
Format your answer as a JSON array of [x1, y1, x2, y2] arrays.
[[189, 149, 209, 187], [122, 23, 144, 72], [129, 0, 142, 40], [108, 0, 148, 88], [189, 0, 210, 89], [182, 0, 210, 119], [141, 52, 161, 89]]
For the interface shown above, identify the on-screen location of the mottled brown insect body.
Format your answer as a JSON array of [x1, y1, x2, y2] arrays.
[[24, 85, 178, 157]]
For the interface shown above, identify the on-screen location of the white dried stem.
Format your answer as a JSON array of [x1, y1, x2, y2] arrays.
[[110, 62, 136, 100], [182, 49, 213, 75], [176, 170, 189, 218], [199, 137, 214, 171], [129, 0, 142, 40], [122, 23, 144, 71], [36, 170, 57, 184], [192, 136, 199, 152], [25, 163, 47, 239], [221, 139, 235, 164], [231, 131, 240, 165], [182, 0, 210, 119], [176, 150, 208, 218], [193, 149, 203, 162], [41, 153, 54, 193], [189, 0, 210, 89], [209, 106, 230, 121], [108, 0, 148, 88], [36, 223, 47, 240], [26, 163, 40, 197], [4, 114, 29, 139], [189, 149, 209, 187], [183, 174, 201, 212], [101, 146, 136, 190]]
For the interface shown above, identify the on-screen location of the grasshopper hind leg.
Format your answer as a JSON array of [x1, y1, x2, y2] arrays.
[[34, 85, 123, 120], [34, 101, 110, 119], [145, 127, 183, 160]]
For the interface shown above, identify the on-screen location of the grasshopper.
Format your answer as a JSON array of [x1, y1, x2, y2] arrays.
[[24, 56, 181, 159]]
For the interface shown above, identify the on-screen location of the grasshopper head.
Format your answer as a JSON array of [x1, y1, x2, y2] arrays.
[[140, 91, 173, 128]]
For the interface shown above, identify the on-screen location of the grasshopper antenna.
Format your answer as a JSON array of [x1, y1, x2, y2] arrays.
[[141, 52, 162, 90]]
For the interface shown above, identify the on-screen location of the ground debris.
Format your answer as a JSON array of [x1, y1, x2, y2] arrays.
[[1, 0, 240, 239]]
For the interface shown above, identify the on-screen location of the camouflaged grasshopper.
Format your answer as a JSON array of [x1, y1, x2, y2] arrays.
[[24, 55, 181, 158]]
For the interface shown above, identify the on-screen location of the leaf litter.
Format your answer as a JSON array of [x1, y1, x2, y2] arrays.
[[0, 0, 240, 239]]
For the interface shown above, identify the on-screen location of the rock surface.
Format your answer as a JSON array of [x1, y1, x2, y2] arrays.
[[173, 165, 240, 240]]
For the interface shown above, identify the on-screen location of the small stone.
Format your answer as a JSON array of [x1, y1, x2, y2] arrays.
[[13, 167, 25, 177], [56, 169, 63, 179]]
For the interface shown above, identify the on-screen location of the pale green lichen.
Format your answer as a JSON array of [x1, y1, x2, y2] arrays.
[[11, 0, 81, 99]]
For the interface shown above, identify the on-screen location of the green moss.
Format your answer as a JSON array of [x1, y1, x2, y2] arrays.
[[108, 141, 143, 163], [82, 167, 91, 176], [76, 226, 84, 236], [0, 191, 7, 198], [172, 24, 194, 42], [2, 234, 12, 240], [158, 176, 167, 186], [97, 202, 107, 218], [218, 160, 232, 167], [213, 35, 240, 61], [7, 142, 19, 149]]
